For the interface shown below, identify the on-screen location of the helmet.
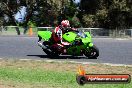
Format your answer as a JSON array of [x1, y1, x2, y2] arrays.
[[61, 20, 70, 27]]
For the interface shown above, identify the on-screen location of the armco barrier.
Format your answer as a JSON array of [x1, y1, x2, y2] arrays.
[[0, 26, 132, 38]]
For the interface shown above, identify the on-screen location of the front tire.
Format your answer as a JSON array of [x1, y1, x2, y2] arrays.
[[84, 45, 99, 59]]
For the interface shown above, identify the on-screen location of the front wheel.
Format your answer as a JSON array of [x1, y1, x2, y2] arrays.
[[84, 45, 99, 59]]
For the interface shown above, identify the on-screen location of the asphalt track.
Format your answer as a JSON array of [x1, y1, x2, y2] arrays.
[[0, 36, 132, 65]]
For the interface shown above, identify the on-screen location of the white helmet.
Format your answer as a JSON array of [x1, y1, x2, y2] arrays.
[[61, 20, 70, 27]]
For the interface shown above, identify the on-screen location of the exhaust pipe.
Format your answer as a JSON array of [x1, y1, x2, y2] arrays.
[[38, 42, 47, 49]]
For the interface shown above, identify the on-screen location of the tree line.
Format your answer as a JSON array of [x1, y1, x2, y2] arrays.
[[0, 0, 132, 30]]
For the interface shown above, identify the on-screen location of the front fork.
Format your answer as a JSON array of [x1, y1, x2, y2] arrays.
[[83, 42, 94, 53]]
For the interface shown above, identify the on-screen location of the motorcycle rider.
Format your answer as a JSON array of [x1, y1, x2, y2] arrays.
[[51, 20, 77, 53], [38, 20, 77, 53]]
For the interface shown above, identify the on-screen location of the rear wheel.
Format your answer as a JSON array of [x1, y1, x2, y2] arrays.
[[42, 41, 61, 57], [43, 49, 51, 56], [43, 49, 60, 57], [84, 45, 99, 59]]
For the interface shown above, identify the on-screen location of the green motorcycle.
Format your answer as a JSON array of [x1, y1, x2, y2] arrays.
[[38, 30, 99, 58]]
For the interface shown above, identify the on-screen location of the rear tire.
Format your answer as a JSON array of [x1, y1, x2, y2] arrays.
[[84, 45, 99, 59], [43, 49, 60, 57], [43, 49, 51, 56], [42, 41, 61, 57]]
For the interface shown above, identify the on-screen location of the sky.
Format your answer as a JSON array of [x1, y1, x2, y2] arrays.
[[14, 6, 27, 23], [72, 0, 81, 4], [13, 0, 81, 23]]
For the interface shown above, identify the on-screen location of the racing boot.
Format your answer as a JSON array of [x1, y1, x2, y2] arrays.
[[38, 42, 47, 49]]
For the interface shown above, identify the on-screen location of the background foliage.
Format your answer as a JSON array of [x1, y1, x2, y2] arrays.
[[0, 0, 132, 29]]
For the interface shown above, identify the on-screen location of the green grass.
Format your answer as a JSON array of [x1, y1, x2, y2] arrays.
[[0, 65, 131, 88]]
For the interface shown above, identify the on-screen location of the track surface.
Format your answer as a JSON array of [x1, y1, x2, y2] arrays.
[[0, 36, 132, 65]]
